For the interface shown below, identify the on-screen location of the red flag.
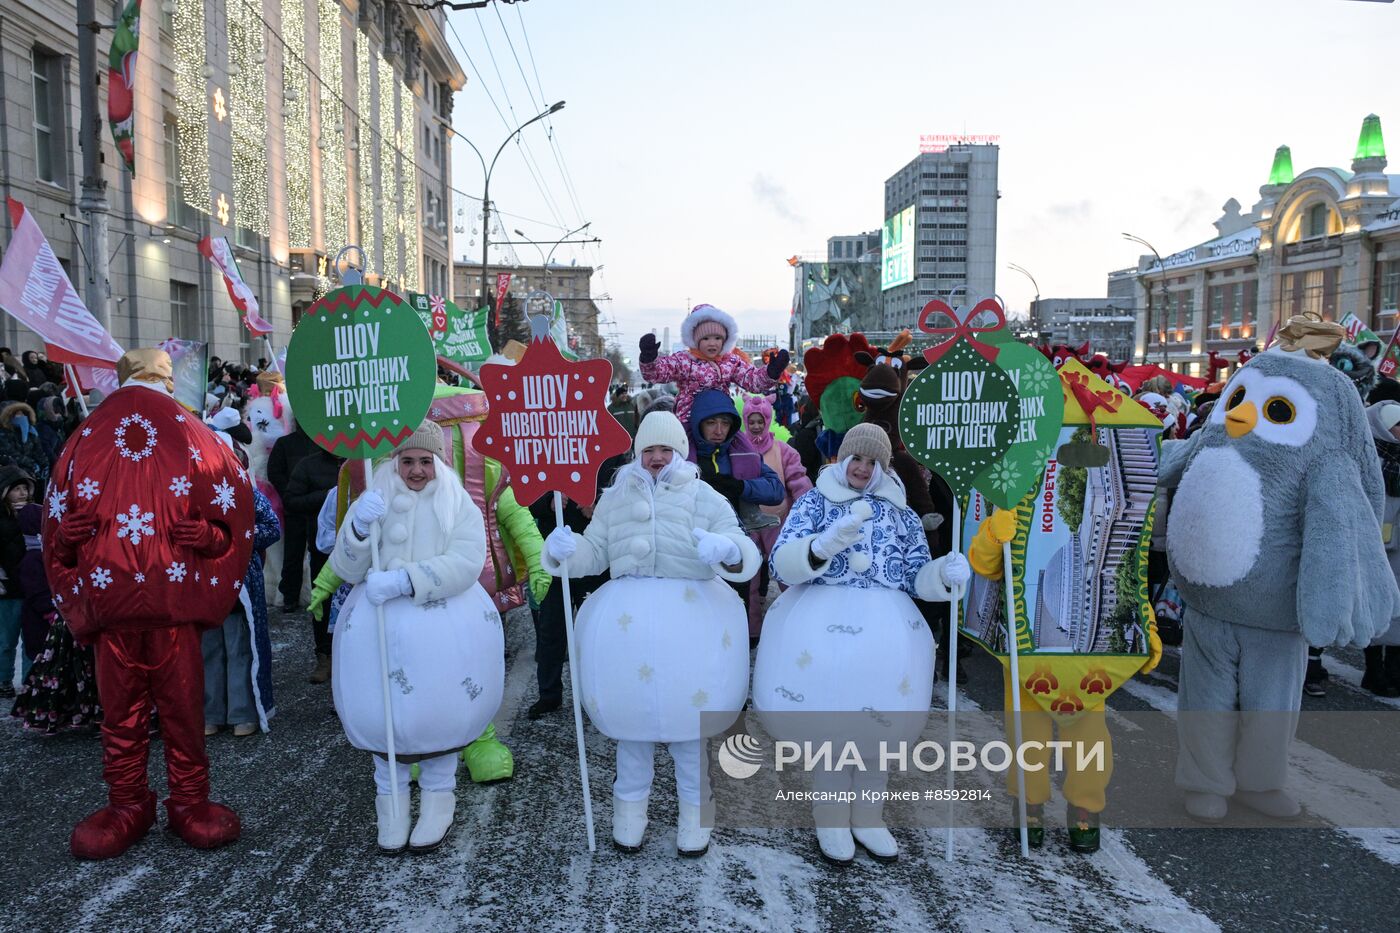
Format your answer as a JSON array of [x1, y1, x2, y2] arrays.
[[494, 273, 512, 326], [199, 235, 273, 336], [0, 198, 124, 363]]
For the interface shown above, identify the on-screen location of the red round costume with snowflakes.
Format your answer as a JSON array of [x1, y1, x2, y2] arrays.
[[44, 369, 255, 860], [46, 389, 254, 638]]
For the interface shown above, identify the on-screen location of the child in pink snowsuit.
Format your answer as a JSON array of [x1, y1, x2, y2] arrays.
[[742, 394, 813, 638], [639, 304, 789, 446]]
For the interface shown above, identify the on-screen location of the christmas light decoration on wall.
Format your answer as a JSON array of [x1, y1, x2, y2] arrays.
[[318, 0, 348, 249], [174, 0, 210, 216], [228, 0, 269, 237], [282, 0, 313, 249], [355, 29, 377, 273], [378, 53, 398, 285], [398, 88, 419, 291]]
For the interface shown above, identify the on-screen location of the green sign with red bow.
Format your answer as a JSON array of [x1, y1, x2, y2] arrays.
[[899, 299, 1021, 498]]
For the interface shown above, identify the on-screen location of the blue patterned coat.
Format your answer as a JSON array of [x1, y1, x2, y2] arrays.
[[770, 466, 944, 598], [237, 488, 281, 730]]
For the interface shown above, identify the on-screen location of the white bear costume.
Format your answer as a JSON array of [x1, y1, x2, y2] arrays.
[[542, 411, 760, 855]]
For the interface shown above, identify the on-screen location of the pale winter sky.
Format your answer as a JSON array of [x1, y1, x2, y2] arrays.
[[445, 0, 1399, 356]]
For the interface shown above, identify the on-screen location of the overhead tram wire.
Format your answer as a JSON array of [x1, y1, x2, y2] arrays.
[[441, 10, 572, 233], [469, 6, 572, 230], [508, 2, 588, 227]]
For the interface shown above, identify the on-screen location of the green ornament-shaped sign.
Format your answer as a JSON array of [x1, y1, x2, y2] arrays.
[[285, 284, 437, 460], [974, 340, 1065, 510], [899, 299, 1020, 498]]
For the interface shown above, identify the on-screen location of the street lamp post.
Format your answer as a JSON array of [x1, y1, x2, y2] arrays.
[[456, 100, 565, 347], [1007, 263, 1040, 338], [1122, 232, 1170, 367]]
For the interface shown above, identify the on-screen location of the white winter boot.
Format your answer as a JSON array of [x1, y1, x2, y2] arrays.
[[408, 791, 457, 852], [375, 795, 411, 854], [676, 800, 711, 857], [813, 802, 854, 867], [850, 802, 899, 863], [612, 795, 649, 853]]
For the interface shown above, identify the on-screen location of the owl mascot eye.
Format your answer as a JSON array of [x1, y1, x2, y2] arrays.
[[1159, 326, 1400, 823]]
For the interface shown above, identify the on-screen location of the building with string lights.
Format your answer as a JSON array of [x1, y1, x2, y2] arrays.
[[1122, 114, 1400, 375], [0, 0, 464, 360]]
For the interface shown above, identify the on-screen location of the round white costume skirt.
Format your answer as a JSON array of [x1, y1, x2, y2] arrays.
[[753, 583, 934, 748], [332, 583, 504, 757], [576, 576, 749, 743]]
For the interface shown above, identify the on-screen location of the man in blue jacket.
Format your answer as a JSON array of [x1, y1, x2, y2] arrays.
[[689, 390, 783, 628]]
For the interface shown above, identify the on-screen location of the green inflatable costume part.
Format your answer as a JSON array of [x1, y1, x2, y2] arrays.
[[460, 722, 514, 783]]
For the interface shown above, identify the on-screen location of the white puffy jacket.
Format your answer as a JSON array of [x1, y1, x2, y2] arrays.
[[331, 462, 487, 605], [542, 461, 760, 583]]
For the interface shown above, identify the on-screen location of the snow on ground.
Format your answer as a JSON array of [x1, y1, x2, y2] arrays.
[[1, 611, 1397, 931]]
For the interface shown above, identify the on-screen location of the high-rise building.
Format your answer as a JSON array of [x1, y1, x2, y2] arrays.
[[0, 0, 464, 360], [880, 145, 999, 330]]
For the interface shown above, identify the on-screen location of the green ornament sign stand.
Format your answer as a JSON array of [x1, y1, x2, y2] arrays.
[[899, 296, 1060, 862]]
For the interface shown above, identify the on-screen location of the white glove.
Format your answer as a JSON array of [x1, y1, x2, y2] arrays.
[[693, 528, 741, 567], [366, 568, 412, 606], [940, 553, 971, 590], [921, 513, 945, 532], [545, 526, 577, 563], [811, 500, 874, 560], [350, 490, 387, 536]]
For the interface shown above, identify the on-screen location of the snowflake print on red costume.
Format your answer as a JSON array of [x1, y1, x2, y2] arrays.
[[77, 478, 101, 501], [166, 562, 186, 582], [90, 567, 112, 589], [114, 414, 158, 462], [115, 504, 155, 546], [48, 489, 67, 520], [210, 479, 236, 514], [169, 476, 192, 497]]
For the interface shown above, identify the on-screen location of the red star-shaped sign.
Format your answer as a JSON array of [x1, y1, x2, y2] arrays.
[[472, 333, 631, 507]]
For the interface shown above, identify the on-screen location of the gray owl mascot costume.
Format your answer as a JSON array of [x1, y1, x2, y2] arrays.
[[1160, 317, 1400, 822]]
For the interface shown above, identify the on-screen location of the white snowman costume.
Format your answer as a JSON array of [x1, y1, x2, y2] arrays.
[[757, 425, 966, 865], [330, 422, 503, 852], [542, 411, 760, 855]]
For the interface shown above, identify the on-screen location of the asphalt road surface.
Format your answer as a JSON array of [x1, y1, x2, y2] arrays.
[[2, 604, 1398, 932]]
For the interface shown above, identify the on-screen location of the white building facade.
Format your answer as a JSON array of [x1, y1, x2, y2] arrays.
[[0, 0, 464, 361], [1125, 115, 1400, 375]]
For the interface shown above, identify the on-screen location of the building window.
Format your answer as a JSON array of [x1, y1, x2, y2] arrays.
[[1207, 285, 1225, 340], [1306, 203, 1331, 239], [236, 225, 260, 251], [164, 120, 192, 228], [31, 48, 64, 185], [1378, 260, 1400, 340], [1169, 291, 1193, 342], [170, 281, 200, 340]]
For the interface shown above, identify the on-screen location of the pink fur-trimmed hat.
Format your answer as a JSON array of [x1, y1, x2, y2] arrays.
[[681, 304, 739, 356]]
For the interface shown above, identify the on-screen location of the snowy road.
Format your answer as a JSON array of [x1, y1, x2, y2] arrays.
[[2, 607, 1398, 932]]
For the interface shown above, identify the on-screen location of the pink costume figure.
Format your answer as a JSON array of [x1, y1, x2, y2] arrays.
[[741, 394, 812, 637], [638, 304, 788, 453]]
